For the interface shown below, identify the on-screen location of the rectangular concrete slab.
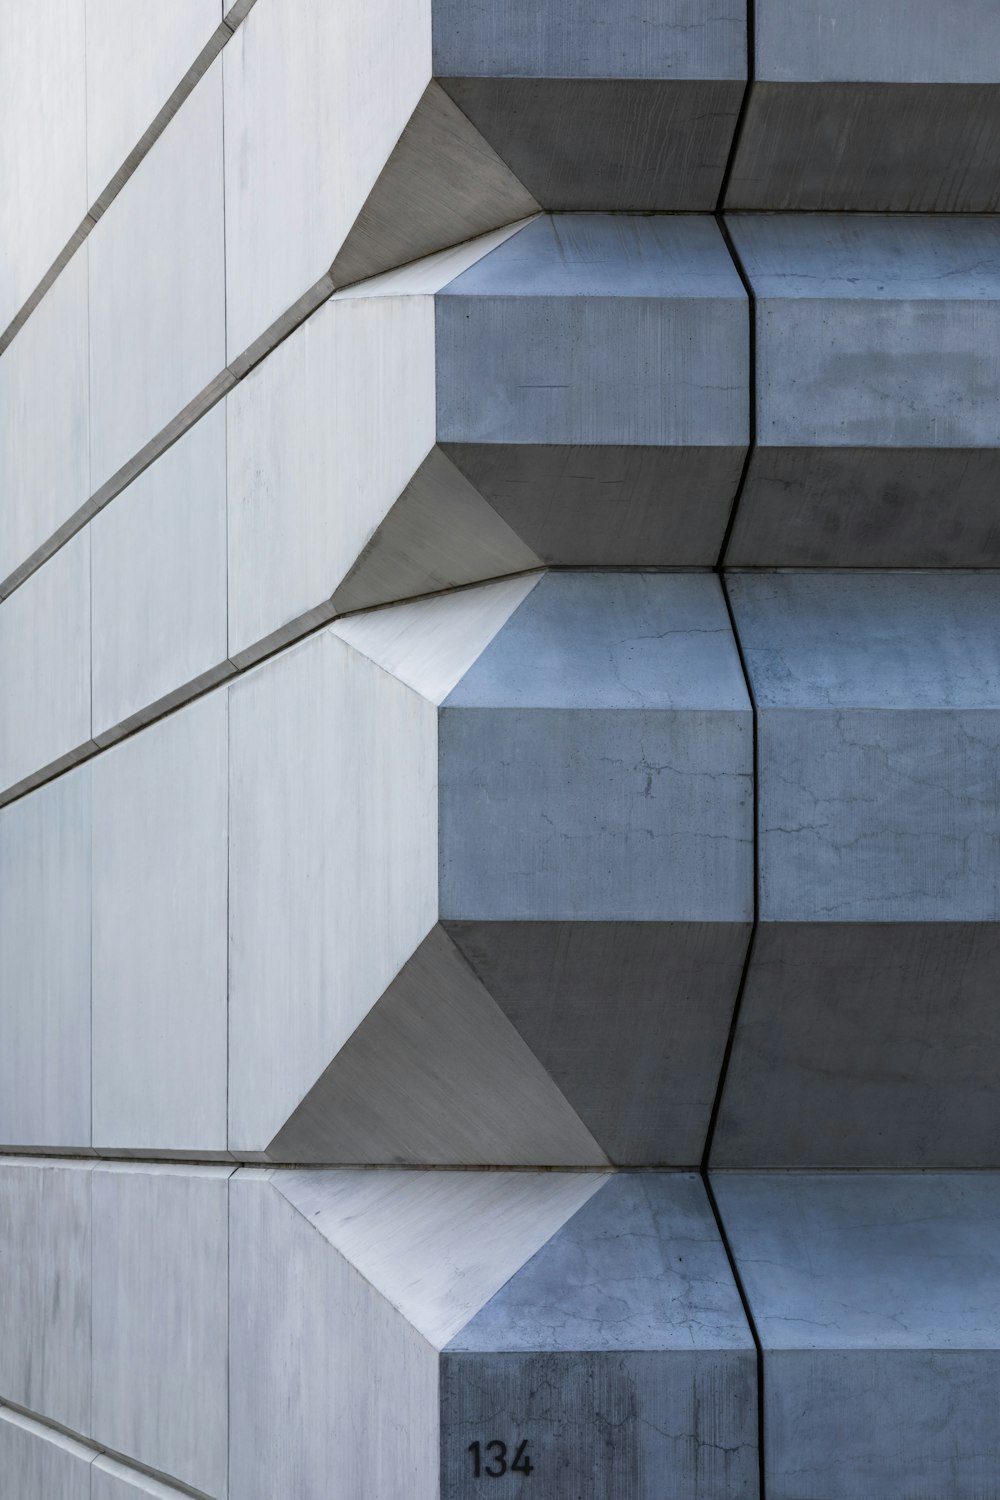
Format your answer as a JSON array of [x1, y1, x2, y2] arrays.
[[92, 1164, 231, 1497], [0, 247, 90, 590], [0, 528, 92, 800], [714, 1171, 1000, 1499], [92, 401, 229, 741], [92, 691, 229, 1155], [88, 57, 225, 492], [0, 1409, 93, 1500], [85, 0, 224, 205], [0, 764, 91, 1150], [0, 0, 87, 332], [0, 1157, 92, 1433]]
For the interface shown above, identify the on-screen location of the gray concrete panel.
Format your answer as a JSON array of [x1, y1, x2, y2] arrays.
[[432, 0, 746, 79], [0, 765, 91, 1151], [447, 921, 749, 1165], [0, 248, 90, 591], [713, 922, 1000, 1168], [442, 1173, 757, 1499], [0, 0, 87, 333], [88, 58, 225, 492], [92, 1164, 230, 1498], [229, 1169, 439, 1500], [439, 78, 744, 211], [85, 0, 223, 205], [0, 1158, 92, 1433], [0, 528, 92, 801], [727, 215, 1000, 563], [91, 402, 229, 741], [92, 692, 229, 1155], [0, 1410, 92, 1500], [714, 1172, 1000, 1498], [92, 1457, 200, 1499]]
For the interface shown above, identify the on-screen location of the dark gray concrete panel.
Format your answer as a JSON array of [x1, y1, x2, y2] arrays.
[[447, 921, 750, 1165], [726, 216, 1000, 563], [440, 79, 744, 210], [712, 922, 1000, 1168], [432, 0, 747, 80], [714, 1172, 1000, 1499], [443, 1173, 757, 1500]]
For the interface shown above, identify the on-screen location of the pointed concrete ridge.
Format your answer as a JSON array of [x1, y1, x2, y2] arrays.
[[725, 214, 1000, 565], [92, 1457, 195, 1499], [715, 572, 1000, 1168], [714, 1171, 1000, 1498], [232, 1168, 757, 1500], [266, 924, 607, 1167], [226, 210, 749, 669], [230, 571, 753, 1164], [272, 1167, 607, 1348]]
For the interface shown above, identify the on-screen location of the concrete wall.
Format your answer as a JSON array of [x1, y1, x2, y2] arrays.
[[1, 2, 997, 1497]]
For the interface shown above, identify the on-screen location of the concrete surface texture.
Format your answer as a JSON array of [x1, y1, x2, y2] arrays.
[[1, 1, 999, 1498]]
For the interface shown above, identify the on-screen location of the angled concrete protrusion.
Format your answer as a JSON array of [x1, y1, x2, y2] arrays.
[[231, 1168, 758, 1500], [715, 572, 1000, 1168], [434, 0, 747, 211], [725, 0, 1000, 212], [724, 214, 1000, 567], [0, 1410, 92, 1500], [228, 215, 748, 666], [714, 1171, 1000, 1500], [229, 571, 753, 1166]]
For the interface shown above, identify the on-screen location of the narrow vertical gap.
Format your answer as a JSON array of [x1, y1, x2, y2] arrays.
[[704, 1172, 767, 1500], [716, 0, 755, 214], [714, 213, 756, 569]]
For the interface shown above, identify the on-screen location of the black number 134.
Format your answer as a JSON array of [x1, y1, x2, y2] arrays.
[[468, 1439, 533, 1478]]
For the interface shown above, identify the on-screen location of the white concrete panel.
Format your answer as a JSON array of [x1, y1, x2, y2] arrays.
[[274, 1168, 607, 1348], [93, 1457, 196, 1499], [0, 1409, 93, 1500], [0, 529, 92, 799], [0, 0, 87, 332], [0, 248, 89, 589], [226, 290, 435, 663], [229, 1169, 439, 1500], [228, 629, 436, 1153], [92, 403, 229, 741], [93, 1164, 230, 1497], [0, 765, 91, 1149], [92, 692, 228, 1154], [222, 0, 431, 360], [0, 1157, 92, 1432], [86, 0, 224, 204], [331, 575, 542, 706], [89, 58, 226, 492]]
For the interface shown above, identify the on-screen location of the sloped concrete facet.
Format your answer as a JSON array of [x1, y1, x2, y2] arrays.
[[714, 1171, 1000, 1500]]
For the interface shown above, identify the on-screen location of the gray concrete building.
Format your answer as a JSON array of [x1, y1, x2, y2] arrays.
[[1, 2, 998, 1497]]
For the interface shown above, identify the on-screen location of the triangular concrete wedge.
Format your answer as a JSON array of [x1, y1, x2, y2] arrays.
[[331, 571, 541, 705], [266, 925, 608, 1166], [446, 920, 751, 1166], [270, 1166, 608, 1349], [329, 446, 542, 616], [329, 82, 540, 293]]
